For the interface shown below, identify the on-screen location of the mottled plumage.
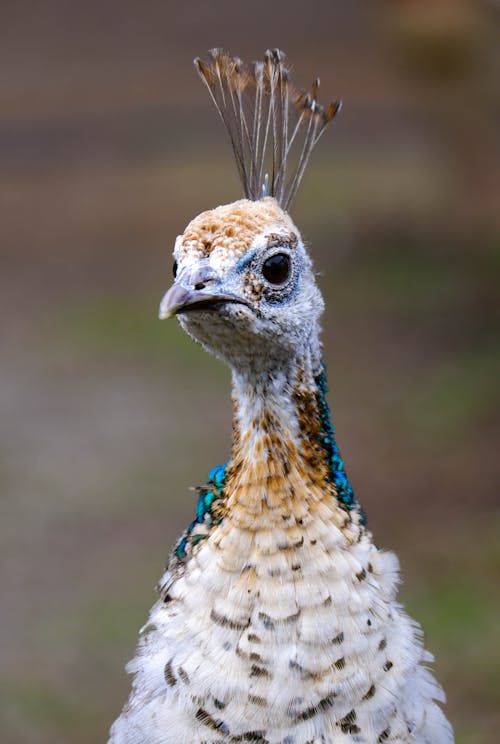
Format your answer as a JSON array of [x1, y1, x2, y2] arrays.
[[108, 50, 453, 744]]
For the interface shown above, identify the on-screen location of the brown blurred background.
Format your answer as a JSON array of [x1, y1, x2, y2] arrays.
[[1, 1, 499, 742]]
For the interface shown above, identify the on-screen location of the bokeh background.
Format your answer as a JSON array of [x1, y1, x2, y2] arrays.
[[1, 1, 499, 742]]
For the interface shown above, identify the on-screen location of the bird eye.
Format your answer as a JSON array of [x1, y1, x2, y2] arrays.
[[262, 253, 291, 285], [173, 260, 178, 278]]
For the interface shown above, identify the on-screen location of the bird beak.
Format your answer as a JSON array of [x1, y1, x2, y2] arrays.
[[158, 281, 249, 320]]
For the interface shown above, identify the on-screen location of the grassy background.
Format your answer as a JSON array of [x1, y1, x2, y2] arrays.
[[1, 1, 499, 742]]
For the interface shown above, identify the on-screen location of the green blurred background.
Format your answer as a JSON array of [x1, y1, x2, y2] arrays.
[[1, 1, 499, 742]]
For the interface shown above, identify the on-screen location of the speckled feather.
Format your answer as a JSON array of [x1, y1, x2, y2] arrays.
[[108, 50, 453, 744]]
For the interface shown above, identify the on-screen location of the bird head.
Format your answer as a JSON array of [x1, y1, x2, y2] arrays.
[[159, 49, 340, 373], [159, 197, 323, 370]]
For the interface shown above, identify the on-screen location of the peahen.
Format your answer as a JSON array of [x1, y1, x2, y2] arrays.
[[108, 49, 453, 744]]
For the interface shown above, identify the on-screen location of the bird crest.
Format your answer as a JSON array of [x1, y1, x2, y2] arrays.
[[194, 48, 341, 210]]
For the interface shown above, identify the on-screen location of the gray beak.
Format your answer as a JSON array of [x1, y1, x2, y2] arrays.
[[158, 284, 247, 320], [158, 265, 250, 320]]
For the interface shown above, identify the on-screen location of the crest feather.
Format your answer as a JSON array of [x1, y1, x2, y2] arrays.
[[194, 49, 341, 210]]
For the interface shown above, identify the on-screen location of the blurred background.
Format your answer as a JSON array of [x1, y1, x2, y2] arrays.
[[1, 1, 499, 742]]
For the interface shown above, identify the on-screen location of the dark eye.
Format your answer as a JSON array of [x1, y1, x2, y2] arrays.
[[173, 260, 178, 278], [262, 253, 291, 285]]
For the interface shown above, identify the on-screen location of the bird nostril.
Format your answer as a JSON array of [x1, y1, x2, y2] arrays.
[[191, 267, 217, 291]]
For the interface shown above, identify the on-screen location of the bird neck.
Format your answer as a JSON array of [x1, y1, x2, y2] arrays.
[[224, 347, 363, 529]]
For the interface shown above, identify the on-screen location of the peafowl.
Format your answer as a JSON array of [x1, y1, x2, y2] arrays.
[[108, 50, 453, 744]]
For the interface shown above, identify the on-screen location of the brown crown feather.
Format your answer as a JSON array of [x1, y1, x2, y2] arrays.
[[194, 48, 341, 210]]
